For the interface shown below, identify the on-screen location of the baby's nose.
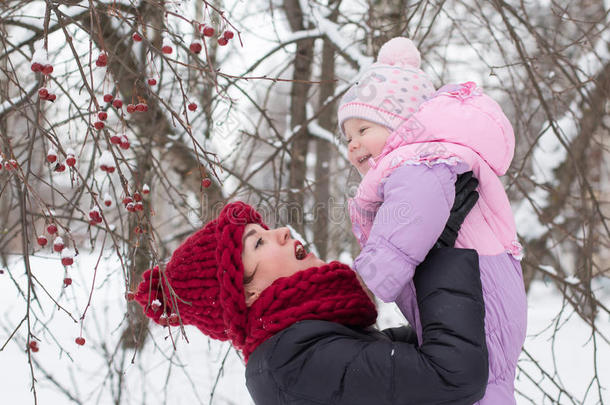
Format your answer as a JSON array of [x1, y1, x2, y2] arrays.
[[348, 140, 359, 152]]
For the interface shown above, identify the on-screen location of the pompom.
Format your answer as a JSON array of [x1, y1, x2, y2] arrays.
[[377, 37, 421, 68]]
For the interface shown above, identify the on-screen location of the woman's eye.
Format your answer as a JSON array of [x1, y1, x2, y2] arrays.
[[255, 237, 262, 249]]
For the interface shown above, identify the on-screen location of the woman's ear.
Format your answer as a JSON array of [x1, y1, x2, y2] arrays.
[[245, 289, 260, 307]]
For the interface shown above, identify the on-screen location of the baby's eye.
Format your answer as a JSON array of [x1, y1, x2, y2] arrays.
[[345, 138, 352, 144], [359, 127, 369, 134]]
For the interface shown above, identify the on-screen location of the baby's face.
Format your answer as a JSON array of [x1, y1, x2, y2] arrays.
[[344, 118, 391, 175]]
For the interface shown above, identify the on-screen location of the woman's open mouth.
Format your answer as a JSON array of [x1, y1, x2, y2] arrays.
[[294, 241, 308, 260]]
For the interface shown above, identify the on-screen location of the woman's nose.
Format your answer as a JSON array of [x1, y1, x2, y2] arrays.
[[276, 227, 290, 244]]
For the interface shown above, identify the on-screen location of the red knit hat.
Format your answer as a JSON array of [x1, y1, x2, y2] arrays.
[[135, 201, 268, 349]]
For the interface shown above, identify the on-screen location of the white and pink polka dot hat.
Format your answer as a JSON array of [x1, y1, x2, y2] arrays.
[[338, 37, 435, 136]]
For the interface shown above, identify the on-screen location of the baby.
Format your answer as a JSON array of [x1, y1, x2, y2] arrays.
[[338, 37, 527, 405]]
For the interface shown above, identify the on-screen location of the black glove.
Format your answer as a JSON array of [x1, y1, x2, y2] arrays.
[[434, 171, 479, 249]]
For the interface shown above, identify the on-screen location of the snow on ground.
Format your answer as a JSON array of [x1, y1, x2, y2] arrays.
[[1, 252, 608, 404]]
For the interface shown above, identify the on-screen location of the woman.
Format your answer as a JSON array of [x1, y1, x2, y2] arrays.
[[135, 175, 487, 404]]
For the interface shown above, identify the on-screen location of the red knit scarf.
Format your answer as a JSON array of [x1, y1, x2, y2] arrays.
[[242, 261, 378, 362]]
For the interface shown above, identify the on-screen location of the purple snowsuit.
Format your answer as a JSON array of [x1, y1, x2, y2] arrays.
[[349, 83, 528, 404]]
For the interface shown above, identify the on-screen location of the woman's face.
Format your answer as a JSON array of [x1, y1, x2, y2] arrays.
[[241, 223, 326, 306]]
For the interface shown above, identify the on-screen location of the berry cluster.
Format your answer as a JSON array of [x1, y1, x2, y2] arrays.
[[0, 158, 18, 171], [99, 150, 116, 173], [122, 192, 144, 212], [38, 88, 57, 102], [93, 111, 108, 130], [126, 103, 148, 113], [217, 30, 234, 46], [30, 47, 53, 75], [37, 223, 75, 267], [89, 207, 103, 226], [150, 299, 180, 326], [96, 52, 108, 67], [46, 148, 75, 173]]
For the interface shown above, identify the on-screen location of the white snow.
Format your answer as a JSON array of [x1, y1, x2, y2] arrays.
[[98, 150, 115, 168]]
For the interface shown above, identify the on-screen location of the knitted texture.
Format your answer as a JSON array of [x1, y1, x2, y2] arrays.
[[243, 261, 378, 361], [338, 37, 435, 136], [135, 201, 377, 362], [135, 202, 268, 348]]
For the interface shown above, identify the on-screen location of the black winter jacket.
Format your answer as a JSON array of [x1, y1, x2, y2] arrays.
[[245, 248, 488, 404]]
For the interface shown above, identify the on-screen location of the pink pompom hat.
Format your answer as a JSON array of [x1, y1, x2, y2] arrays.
[[338, 37, 436, 136]]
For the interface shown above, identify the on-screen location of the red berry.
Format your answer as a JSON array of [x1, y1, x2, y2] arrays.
[[168, 313, 180, 326], [31, 62, 43, 72], [142, 184, 150, 194], [38, 88, 49, 98], [125, 291, 135, 301], [112, 99, 123, 109], [189, 42, 202, 54], [217, 37, 228, 46], [42, 65, 54, 75], [162, 45, 173, 54], [66, 156, 76, 167], [201, 178, 212, 188], [223, 30, 234, 40], [126, 104, 136, 113], [75, 337, 86, 346], [126, 202, 135, 212], [133, 192, 142, 202], [29, 341, 39, 352], [158, 314, 168, 326], [47, 224, 58, 234], [188, 102, 197, 111], [54, 163, 66, 172], [134, 202, 143, 211], [37, 235, 48, 246], [53, 237, 64, 252], [61, 257, 73, 266], [94, 121, 105, 130], [119, 139, 130, 150], [147, 78, 157, 86], [151, 299, 162, 312], [106, 166, 115, 173], [96, 53, 107, 67], [132, 32, 142, 42], [98, 111, 108, 121], [122, 196, 133, 205], [110, 135, 121, 144], [104, 199, 112, 207], [103, 94, 113, 103], [47, 94, 56, 102], [203, 26, 215, 37], [47, 151, 57, 163], [135, 103, 148, 112], [63, 277, 72, 286]]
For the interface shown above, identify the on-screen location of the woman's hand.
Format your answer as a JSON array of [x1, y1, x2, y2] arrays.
[[434, 171, 479, 248]]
